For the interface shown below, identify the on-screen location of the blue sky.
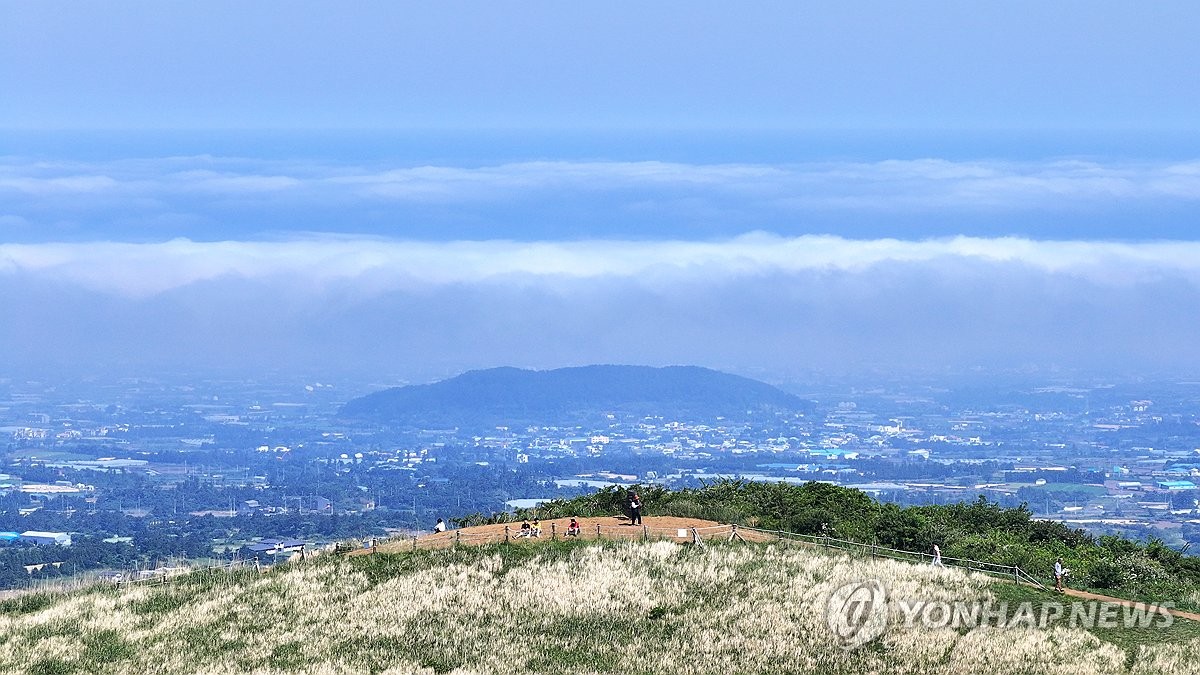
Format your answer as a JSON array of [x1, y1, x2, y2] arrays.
[[2, 2, 1199, 378], [4, 2, 1199, 132]]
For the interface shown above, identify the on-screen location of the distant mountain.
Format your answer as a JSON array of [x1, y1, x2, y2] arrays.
[[339, 365, 805, 427]]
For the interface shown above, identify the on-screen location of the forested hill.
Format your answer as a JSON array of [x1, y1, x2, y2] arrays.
[[339, 365, 805, 426]]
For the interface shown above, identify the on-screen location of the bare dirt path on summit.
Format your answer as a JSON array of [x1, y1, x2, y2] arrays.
[[359, 516, 774, 555]]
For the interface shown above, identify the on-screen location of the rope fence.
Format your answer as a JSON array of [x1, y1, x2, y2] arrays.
[[109, 554, 261, 586], [29, 518, 1047, 598], [736, 525, 1049, 591], [362, 520, 1048, 591], [384, 521, 748, 553]]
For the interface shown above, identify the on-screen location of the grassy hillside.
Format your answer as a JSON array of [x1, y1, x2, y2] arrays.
[[2, 539, 1200, 674], [503, 480, 1200, 612]]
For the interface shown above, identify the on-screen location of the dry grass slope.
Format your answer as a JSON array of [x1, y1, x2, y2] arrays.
[[1, 539, 1198, 674]]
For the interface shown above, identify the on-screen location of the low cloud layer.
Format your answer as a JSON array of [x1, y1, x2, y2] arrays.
[[3, 156, 1200, 241], [2, 235, 1198, 378], [3, 234, 1200, 296]]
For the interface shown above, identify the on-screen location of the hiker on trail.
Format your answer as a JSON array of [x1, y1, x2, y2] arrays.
[[931, 544, 944, 567], [434, 518, 446, 533], [567, 517, 581, 537], [532, 519, 542, 538], [1054, 557, 1066, 592], [519, 519, 532, 538], [629, 492, 643, 526]]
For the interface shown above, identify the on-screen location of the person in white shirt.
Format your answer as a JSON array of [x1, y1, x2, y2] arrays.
[[1054, 557, 1066, 592], [931, 543, 944, 567], [434, 518, 446, 533]]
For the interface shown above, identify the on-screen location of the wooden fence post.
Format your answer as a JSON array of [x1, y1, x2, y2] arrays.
[[642, 525, 648, 542], [455, 530, 461, 548], [504, 525, 510, 543], [551, 523, 557, 541], [596, 524, 601, 539]]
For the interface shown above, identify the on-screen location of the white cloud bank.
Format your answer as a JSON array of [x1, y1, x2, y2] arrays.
[[3, 157, 1200, 205], [5, 145, 1200, 375], [3, 156, 1200, 244], [1, 234, 1199, 297], [1, 233, 1199, 376]]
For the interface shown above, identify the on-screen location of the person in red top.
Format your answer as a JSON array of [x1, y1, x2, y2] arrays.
[[567, 517, 581, 537]]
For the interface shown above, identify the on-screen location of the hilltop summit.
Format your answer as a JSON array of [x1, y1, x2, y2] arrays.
[[339, 365, 804, 427], [0, 534, 1186, 674]]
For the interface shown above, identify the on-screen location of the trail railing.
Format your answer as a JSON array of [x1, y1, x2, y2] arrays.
[[55, 519, 1046, 598], [736, 525, 1049, 591], [384, 521, 1048, 591], [386, 521, 1051, 588], [385, 521, 737, 553], [111, 558, 261, 588]]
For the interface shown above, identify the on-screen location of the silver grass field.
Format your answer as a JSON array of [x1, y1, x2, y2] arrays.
[[1, 540, 1198, 674]]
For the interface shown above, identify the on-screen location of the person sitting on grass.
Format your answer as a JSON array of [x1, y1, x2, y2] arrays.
[[567, 517, 581, 537], [519, 519, 532, 538], [531, 519, 542, 538]]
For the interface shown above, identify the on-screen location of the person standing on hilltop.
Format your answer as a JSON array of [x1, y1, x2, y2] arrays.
[[931, 544, 944, 567], [629, 491, 643, 526], [1054, 557, 1066, 592]]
